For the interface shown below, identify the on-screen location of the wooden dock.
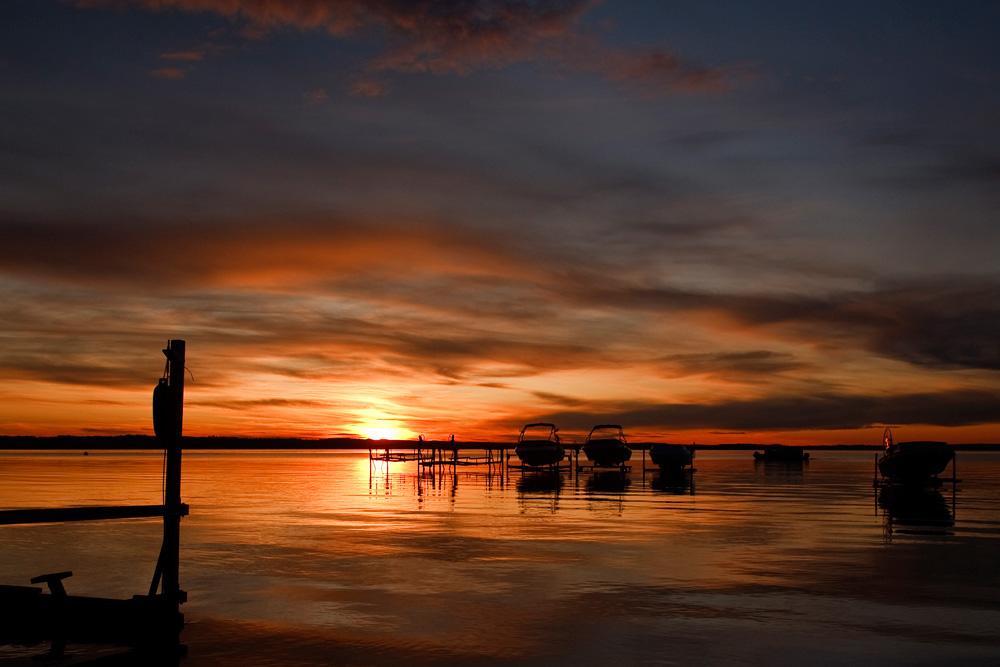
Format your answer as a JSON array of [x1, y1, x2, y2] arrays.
[[369, 444, 507, 470]]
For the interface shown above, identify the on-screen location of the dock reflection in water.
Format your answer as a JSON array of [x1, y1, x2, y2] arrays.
[[649, 469, 695, 495], [878, 484, 955, 537], [3, 450, 1000, 666]]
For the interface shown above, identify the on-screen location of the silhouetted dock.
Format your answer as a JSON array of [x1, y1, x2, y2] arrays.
[[0, 340, 189, 662], [369, 442, 507, 470]]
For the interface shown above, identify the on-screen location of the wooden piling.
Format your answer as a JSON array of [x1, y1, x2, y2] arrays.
[[161, 339, 185, 605]]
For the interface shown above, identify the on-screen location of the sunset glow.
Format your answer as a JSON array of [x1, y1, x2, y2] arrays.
[[355, 422, 416, 443], [1, 2, 998, 445]]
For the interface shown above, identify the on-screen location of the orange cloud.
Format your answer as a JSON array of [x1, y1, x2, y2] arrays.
[[0, 218, 535, 290]]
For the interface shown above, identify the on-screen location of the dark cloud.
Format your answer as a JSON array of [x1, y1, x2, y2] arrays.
[[726, 282, 1000, 372], [0, 361, 148, 387], [657, 351, 804, 379], [530, 391, 590, 408], [535, 390, 1000, 433], [559, 275, 1000, 373], [0, 344, 161, 388], [72, 0, 738, 96]]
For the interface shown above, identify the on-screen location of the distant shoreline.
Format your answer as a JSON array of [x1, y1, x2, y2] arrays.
[[2, 435, 999, 451]]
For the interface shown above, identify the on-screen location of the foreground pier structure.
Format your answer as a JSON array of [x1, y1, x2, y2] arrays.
[[0, 340, 189, 660]]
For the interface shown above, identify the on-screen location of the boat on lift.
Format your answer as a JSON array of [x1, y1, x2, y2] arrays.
[[582, 424, 632, 467], [648, 443, 694, 472], [515, 423, 565, 467], [877, 428, 953, 484]]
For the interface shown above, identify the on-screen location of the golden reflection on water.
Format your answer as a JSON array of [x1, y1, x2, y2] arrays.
[[3, 450, 1000, 665]]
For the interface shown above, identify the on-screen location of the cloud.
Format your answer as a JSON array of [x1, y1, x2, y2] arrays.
[[4, 216, 999, 380], [160, 48, 209, 61], [723, 282, 1000, 372], [73, 0, 740, 95], [349, 78, 387, 98], [0, 218, 530, 290], [657, 351, 805, 379], [534, 389, 1000, 433], [553, 273, 1000, 373], [189, 398, 329, 410], [544, 32, 743, 95]]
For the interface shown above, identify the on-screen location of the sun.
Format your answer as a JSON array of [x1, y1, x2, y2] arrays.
[[358, 425, 413, 441]]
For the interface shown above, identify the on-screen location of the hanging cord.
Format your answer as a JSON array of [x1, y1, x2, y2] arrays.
[[162, 442, 168, 504], [162, 358, 170, 503]]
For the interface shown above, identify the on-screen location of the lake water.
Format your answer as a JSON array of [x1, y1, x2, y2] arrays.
[[2, 449, 1000, 666]]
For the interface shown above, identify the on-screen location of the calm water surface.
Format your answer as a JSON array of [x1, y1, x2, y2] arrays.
[[2, 449, 1000, 666]]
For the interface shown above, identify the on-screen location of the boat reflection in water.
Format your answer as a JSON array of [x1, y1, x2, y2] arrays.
[[582, 471, 631, 516], [878, 484, 954, 537], [515, 469, 564, 514], [515, 469, 564, 495], [877, 428, 954, 485], [650, 470, 695, 495], [585, 470, 631, 494]]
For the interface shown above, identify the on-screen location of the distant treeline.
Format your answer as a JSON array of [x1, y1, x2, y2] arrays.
[[1, 435, 999, 451]]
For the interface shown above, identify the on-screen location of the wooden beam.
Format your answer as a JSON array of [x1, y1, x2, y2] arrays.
[[0, 504, 189, 526], [161, 339, 185, 602]]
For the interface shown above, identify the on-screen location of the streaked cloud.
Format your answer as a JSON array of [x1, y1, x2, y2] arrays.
[[535, 389, 1000, 433], [0, 218, 529, 289], [1, 2, 997, 441]]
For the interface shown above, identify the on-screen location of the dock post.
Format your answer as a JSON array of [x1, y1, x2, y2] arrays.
[[161, 339, 185, 607]]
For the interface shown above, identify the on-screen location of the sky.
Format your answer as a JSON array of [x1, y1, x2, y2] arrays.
[[1, 0, 999, 445]]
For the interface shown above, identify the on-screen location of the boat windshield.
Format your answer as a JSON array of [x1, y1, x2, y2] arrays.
[[588, 425, 625, 442], [519, 424, 558, 442]]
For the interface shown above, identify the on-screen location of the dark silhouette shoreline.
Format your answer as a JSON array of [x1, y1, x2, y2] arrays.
[[2, 435, 998, 451]]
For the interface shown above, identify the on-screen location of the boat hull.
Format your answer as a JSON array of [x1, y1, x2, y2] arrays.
[[582, 439, 632, 467], [515, 442, 565, 467], [878, 441, 953, 483], [648, 444, 693, 470]]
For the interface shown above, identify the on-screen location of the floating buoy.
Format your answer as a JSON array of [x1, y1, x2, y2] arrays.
[[153, 378, 180, 440]]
